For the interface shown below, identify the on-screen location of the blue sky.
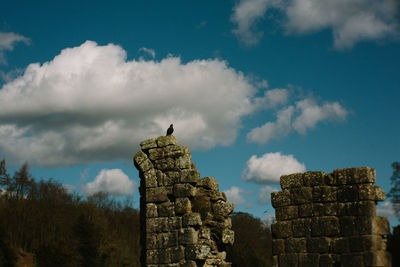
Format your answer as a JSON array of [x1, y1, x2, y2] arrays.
[[0, 0, 399, 226]]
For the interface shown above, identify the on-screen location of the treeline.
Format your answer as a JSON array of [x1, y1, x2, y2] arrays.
[[0, 159, 140, 267]]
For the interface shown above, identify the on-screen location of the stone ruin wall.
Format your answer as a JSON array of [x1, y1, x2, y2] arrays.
[[134, 135, 234, 267], [270, 167, 391, 267]]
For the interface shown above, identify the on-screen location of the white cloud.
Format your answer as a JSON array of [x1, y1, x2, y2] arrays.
[[243, 152, 306, 184], [247, 98, 347, 144], [377, 201, 397, 219], [292, 98, 348, 134], [82, 168, 136, 196], [253, 88, 289, 110], [231, 0, 271, 45], [138, 47, 156, 59], [225, 186, 246, 206], [0, 41, 262, 166], [258, 185, 279, 205], [247, 106, 294, 144], [231, 0, 399, 49], [0, 32, 30, 64], [62, 184, 76, 193]]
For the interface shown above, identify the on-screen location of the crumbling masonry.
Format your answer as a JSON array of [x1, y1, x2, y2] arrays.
[[271, 167, 391, 267], [134, 135, 234, 267]]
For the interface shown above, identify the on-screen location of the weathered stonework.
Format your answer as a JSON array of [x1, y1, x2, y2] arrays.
[[134, 135, 234, 267], [271, 168, 391, 267]]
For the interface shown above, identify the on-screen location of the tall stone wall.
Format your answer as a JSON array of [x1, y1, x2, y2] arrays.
[[270, 167, 391, 267], [134, 135, 234, 267]]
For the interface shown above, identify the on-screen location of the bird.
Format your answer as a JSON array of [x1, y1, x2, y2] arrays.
[[166, 124, 174, 136]]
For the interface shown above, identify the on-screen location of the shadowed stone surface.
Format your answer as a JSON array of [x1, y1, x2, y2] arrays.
[[134, 135, 234, 267], [270, 167, 391, 267]]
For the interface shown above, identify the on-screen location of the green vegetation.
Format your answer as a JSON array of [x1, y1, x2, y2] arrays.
[[0, 159, 140, 267]]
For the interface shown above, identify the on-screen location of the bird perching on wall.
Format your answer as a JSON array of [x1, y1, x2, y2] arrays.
[[166, 124, 174, 136]]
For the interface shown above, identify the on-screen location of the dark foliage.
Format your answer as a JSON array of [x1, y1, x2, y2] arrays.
[[226, 212, 273, 267], [388, 225, 400, 267], [389, 161, 400, 220], [0, 159, 141, 267]]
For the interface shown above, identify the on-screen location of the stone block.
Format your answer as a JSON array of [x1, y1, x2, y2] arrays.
[[148, 148, 164, 161], [311, 216, 340, 237], [147, 217, 169, 233], [146, 203, 158, 218], [279, 253, 298, 267], [355, 216, 390, 235], [292, 218, 312, 237], [298, 203, 313, 217], [175, 197, 192, 215], [210, 191, 227, 202], [200, 227, 211, 239], [281, 173, 303, 189], [358, 184, 376, 200], [179, 228, 199, 245], [352, 201, 376, 216], [185, 245, 211, 260], [140, 138, 157, 150], [339, 253, 364, 267], [180, 169, 200, 184], [374, 186, 386, 201], [213, 201, 234, 217], [133, 150, 148, 166], [158, 231, 179, 248], [340, 216, 356, 236], [276, 205, 298, 221], [154, 158, 177, 171], [173, 183, 196, 197], [143, 168, 158, 187], [290, 187, 313, 204], [169, 246, 185, 262], [312, 186, 337, 202], [271, 190, 292, 208], [138, 158, 154, 173], [337, 185, 359, 202], [333, 167, 375, 185], [273, 255, 279, 267], [272, 239, 285, 255], [307, 237, 331, 253], [312, 203, 325, 217], [363, 251, 392, 267], [158, 201, 175, 217], [298, 253, 319, 267], [183, 213, 202, 227], [332, 237, 350, 254], [319, 254, 335, 267], [146, 187, 169, 203], [198, 177, 219, 191], [222, 229, 234, 244], [349, 235, 385, 252], [163, 145, 188, 159], [168, 217, 182, 230], [146, 233, 157, 249], [156, 135, 179, 147], [324, 202, 338, 216], [303, 171, 326, 186], [285, 238, 307, 253], [271, 221, 293, 239], [177, 154, 191, 169]]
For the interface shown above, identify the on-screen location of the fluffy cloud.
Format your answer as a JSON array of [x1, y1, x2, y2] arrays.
[[0, 32, 30, 64], [231, 0, 399, 49], [231, 0, 271, 45], [258, 185, 279, 205], [225, 186, 246, 206], [138, 47, 156, 59], [247, 98, 347, 144], [243, 152, 306, 183], [82, 169, 136, 196], [247, 106, 294, 144], [0, 41, 266, 166]]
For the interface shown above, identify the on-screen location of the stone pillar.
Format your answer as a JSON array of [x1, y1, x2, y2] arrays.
[[134, 135, 234, 267], [270, 167, 391, 267]]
